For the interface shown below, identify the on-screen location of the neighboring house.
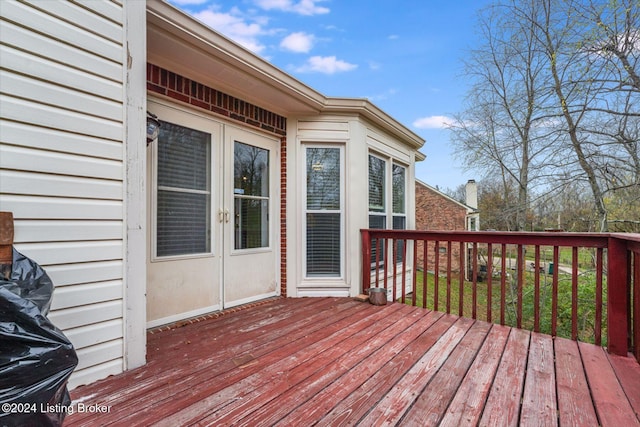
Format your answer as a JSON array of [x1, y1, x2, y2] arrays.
[[415, 179, 479, 275], [0, 0, 425, 388]]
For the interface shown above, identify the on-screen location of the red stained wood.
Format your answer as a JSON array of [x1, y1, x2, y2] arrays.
[[274, 310, 445, 426], [357, 316, 475, 426], [439, 324, 510, 426], [608, 352, 640, 420], [521, 332, 558, 426], [402, 321, 492, 426], [579, 341, 639, 426], [196, 305, 427, 426], [316, 313, 461, 427], [131, 301, 406, 426], [534, 245, 541, 332], [64, 298, 640, 427], [479, 328, 530, 427], [607, 236, 630, 356], [555, 338, 598, 426]]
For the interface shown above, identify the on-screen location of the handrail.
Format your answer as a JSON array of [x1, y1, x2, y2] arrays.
[[361, 229, 639, 361]]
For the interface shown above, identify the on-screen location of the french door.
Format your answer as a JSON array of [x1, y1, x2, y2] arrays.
[[146, 101, 278, 326]]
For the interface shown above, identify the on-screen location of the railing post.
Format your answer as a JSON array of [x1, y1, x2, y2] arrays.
[[607, 236, 629, 356], [361, 229, 371, 294]]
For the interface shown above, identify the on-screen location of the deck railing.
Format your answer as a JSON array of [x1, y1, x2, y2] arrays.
[[361, 229, 640, 362]]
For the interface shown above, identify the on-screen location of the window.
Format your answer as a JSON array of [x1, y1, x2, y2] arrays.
[[392, 164, 407, 261], [156, 121, 211, 257], [234, 141, 269, 250], [368, 154, 407, 264], [305, 147, 342, 277], [369, 155, 386, 263]]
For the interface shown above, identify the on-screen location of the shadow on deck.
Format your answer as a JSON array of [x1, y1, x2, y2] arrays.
[[67, 297, 640, 426]]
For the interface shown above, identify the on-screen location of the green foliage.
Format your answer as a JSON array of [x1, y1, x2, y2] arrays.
[[403, 269, 607, 345]]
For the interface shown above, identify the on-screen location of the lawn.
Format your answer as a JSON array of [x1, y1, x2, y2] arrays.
[[401, 268, 607, 345]]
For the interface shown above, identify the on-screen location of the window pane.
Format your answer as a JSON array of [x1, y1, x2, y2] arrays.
[[369, 155, 386, 212], [234, 198, 269, 249], [307, 148, 340, 210], [393, 215, 406, 262], [392, 164, 406, 214], [157, 121, 211, 257], [157, 190, 210, 256], [234, 142, 269, 197], [306, 213, 341, 276], [369, 215, 386, 265], [158, 122, 210, 191]]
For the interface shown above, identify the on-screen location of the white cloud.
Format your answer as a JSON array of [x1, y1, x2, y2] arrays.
[[367, 88, 397, 102], [192, 8, 267, 53], [255, 0, 330, 16], [280, 32, 314, 53], [413, 115, 453, 129], [170, 0, 209, 5], [295, 56, 357, 74]]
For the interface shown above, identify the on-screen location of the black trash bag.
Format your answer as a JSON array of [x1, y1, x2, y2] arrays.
[[0, 249, 78, 427], [2, 249, 54, 315]]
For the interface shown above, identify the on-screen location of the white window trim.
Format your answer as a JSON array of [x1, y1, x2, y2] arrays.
[[368, 152, 410, 267], [302, 143, 346, 281]]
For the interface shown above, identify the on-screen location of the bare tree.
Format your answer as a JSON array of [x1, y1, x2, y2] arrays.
[[454, 0, 639, 232], [451, 0, 560, 231]]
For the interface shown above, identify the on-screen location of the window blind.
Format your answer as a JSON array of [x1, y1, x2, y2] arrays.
[[156, 121, 211, 257]]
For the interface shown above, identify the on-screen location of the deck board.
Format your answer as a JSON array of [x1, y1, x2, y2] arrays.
[[479, 327, 530, 427], [438, 324, 510, 426], [65, 297, 640, 426], [579, 341, 640, 426], [402, 320, 492, 426], [555, 338, 598, 426], [609, 353, 640, 420]]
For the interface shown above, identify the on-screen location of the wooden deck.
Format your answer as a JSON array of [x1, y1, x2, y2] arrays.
[[66, 297, 640, 426]]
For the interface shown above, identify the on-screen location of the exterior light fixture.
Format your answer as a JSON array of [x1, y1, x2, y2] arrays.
[[146, 111, 161, 144]]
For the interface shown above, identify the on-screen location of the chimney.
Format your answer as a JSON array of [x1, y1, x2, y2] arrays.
[[465, 179, 478, 209]]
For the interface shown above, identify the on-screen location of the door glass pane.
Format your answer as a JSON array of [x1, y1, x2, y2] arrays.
[[234, 142, 269, 197], [157, 121, 211, 257], [235, 198, 269, 249], [234, 141, 269, 250], [158, 123, 209, 191]]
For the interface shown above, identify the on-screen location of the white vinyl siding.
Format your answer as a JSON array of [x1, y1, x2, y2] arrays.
[[0, 0, 128, 389]]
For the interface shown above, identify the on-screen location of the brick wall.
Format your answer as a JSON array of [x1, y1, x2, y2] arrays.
[[147, 64, 288, 297], [415, 182, 468, 274], [147, 64, 286, 136]]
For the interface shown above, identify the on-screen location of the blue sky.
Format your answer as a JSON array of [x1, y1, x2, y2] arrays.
[[168, 0, 491, 191]]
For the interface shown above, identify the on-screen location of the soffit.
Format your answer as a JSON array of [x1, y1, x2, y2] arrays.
[[146, 1, 426, 152], [147, 1, 325, 117]]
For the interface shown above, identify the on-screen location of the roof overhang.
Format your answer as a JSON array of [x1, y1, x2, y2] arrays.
[[147, 0, 325, 116], [416, 179, 475, 213], [146, 0, 425, 151], [323, 98, 425, 150]]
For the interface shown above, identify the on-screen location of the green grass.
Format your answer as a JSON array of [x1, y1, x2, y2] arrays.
[[401, 269, 607, 345], [524, 246, 597, 270], [475, 245, 598, 271]]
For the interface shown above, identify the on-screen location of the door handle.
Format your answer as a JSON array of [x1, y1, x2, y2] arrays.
[[224, 209, 230, 223], [218, 209, 225, 223]]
